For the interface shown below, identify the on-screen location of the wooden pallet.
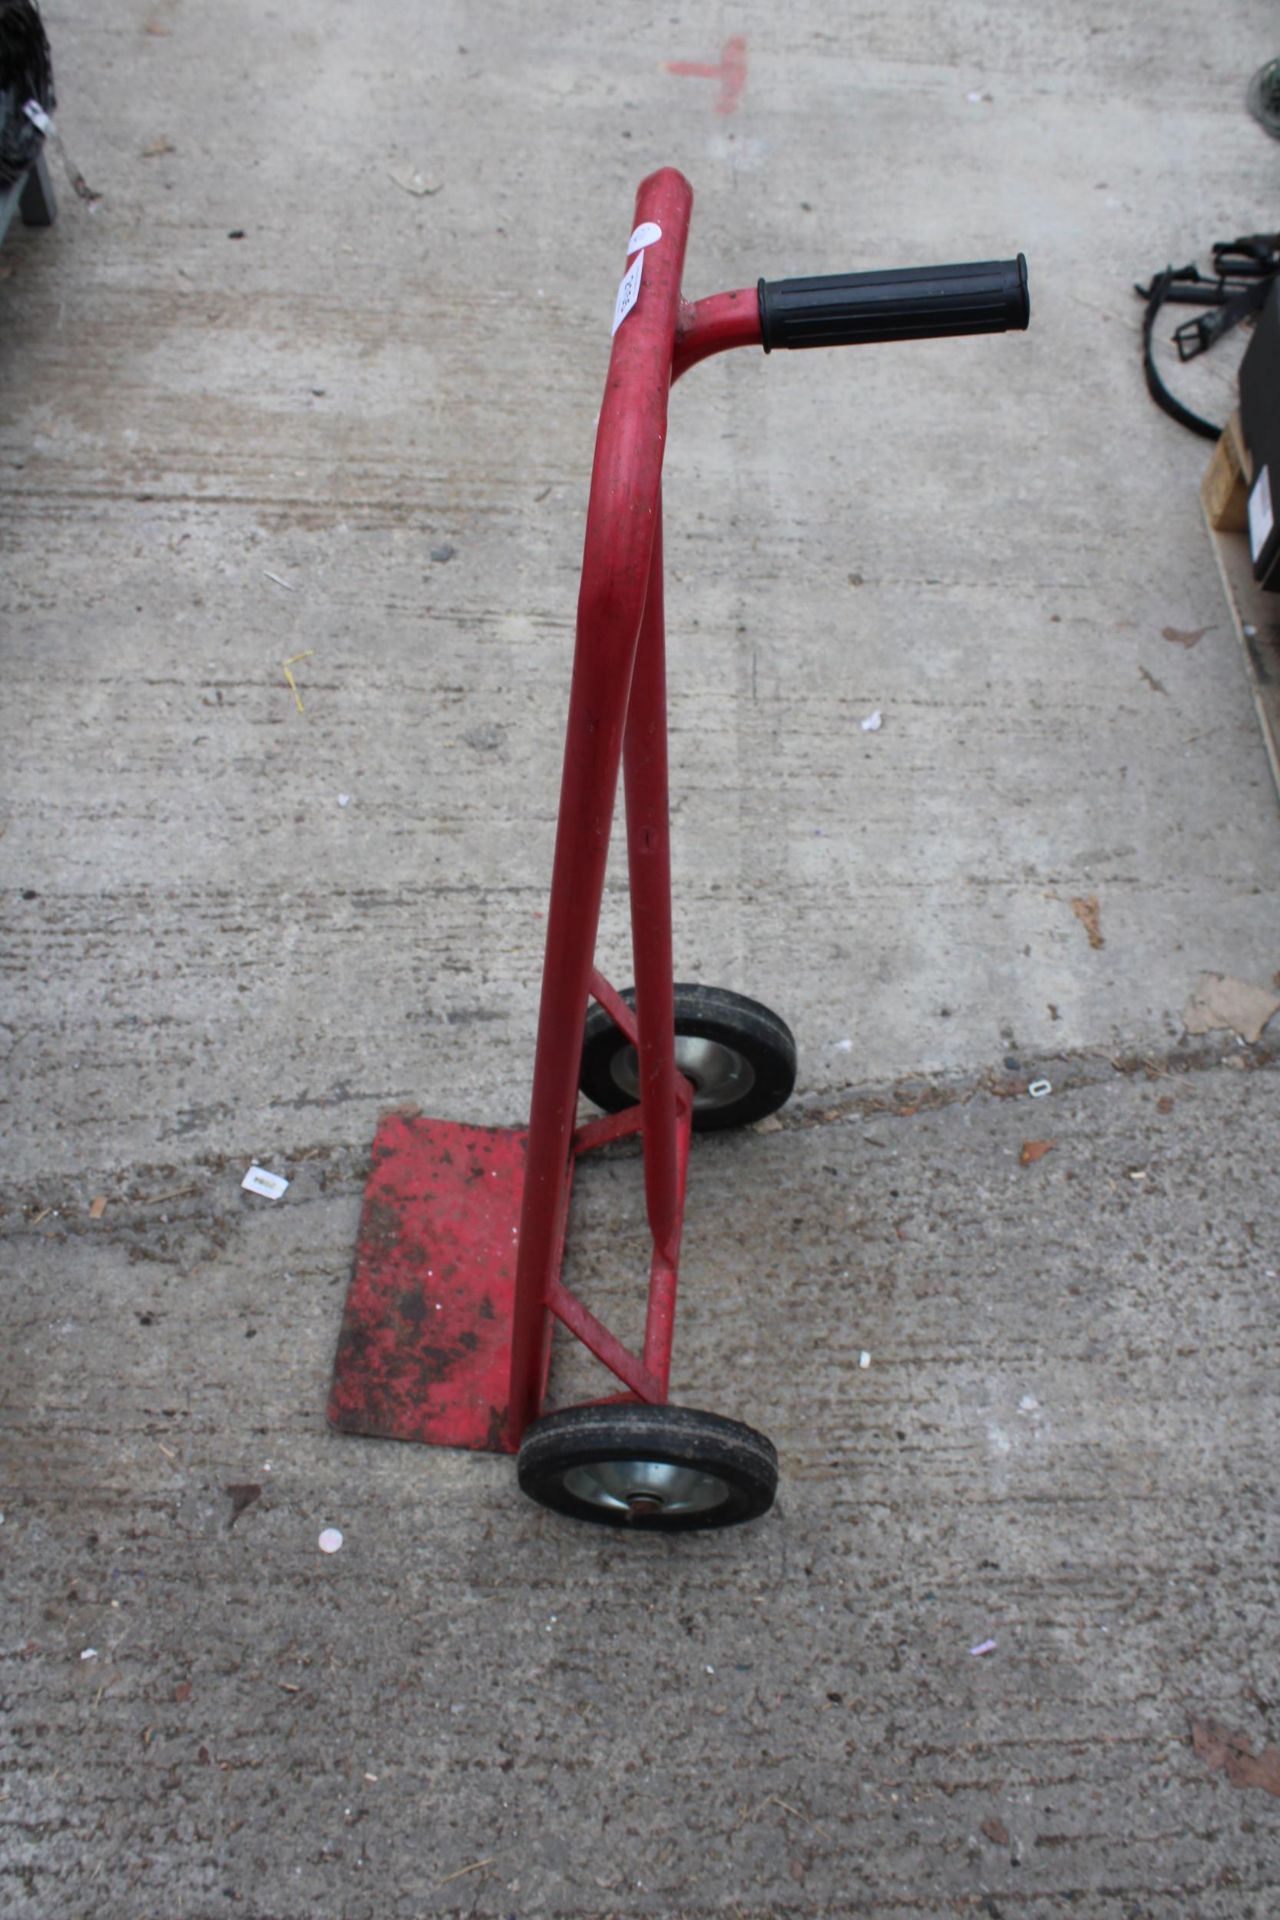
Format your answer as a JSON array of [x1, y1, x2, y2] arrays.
[[1203, 414, 1280, 805]]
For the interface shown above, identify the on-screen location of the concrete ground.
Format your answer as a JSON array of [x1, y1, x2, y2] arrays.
[[2, 3, 1279, 1916]]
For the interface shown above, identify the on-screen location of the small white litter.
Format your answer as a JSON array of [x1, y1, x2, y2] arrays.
[[388, 164, 442, 197], [318, 1528, 344, 1554], [338, 793, 351, 808], [242, 1166, 289, 1200], [860, 710, 883, 732], [1018, 1394, 1040, 1413], [80, 1648, 98, 1661], [969, 1639, 997, 1657], [1027, 1079, 1052, 1099], [859, 1351, 872, 1369], [835, 1038, 854, 1052]]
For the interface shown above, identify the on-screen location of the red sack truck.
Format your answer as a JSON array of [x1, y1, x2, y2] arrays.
[[329, 168, 1029, 1532]]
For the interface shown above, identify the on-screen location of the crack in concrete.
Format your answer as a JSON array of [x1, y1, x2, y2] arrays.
[[780, 1036, 1277, 1131]]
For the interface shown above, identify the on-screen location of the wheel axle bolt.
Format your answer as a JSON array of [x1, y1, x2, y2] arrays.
[[626, 1492, 664, 1517]]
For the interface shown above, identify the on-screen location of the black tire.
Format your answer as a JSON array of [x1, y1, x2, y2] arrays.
[[517, 1402, 778, 1531], [580, 983, 796, 1132]]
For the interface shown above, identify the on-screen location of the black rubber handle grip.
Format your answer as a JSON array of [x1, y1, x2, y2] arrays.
[[757, 255, 1029, 352]]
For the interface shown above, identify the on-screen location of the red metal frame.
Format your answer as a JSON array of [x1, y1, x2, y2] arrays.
[[330, 174, 1031, 1463], [330, 168, 765, 1456], [506, 168, 760, 1443]]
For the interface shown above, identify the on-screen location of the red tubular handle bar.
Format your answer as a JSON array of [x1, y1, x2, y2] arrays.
[[506, 167, 1028, 1444]]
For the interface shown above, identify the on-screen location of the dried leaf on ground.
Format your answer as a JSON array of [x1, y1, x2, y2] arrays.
[[980, 1816, 1011, 1846], [1191, 1718, 1280, 1797], [1070, 895, 1104, 949], [88, 1195, 108, 1219], [1019, 1140, 1055, 1165], [141, 137, 175, 157], [1182, 972, 1280, 1044], [1161, 625, 1211, 648], [225, 1483, 263, 1527]]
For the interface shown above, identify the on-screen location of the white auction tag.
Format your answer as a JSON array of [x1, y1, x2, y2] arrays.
[[242, 1165, 289, 1200], [627, 221, 662, 254], [1249, 464, 1274, 563], [611, 250, 645, 335]]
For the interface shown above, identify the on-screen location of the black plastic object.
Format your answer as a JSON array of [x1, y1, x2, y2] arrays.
[[1247, 58, 1280, 140], [0, 1, 56, 190], [758, 255, 1029, 352]]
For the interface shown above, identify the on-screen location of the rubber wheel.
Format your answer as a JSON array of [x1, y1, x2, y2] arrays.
[[517, 1402, 778, 1531], [580, 983, 796, 1132]]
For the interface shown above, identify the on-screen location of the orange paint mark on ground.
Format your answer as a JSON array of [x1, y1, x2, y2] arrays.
[[665, 36, 748, 114]]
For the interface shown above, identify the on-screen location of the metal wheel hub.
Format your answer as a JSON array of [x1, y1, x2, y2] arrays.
[[608, 1035, 757, 1111], [561, 1457, 732, 1517]]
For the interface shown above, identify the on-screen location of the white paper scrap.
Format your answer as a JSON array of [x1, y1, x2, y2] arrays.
[[860, 711, 882, 732], [627, 221, 662, 254], [24, 100, 54, 135], [859, 1351, 871, 1369], [318, 1528, 343, 1554], [242, 1166, 289, 1200], [612, 251, 644, 335], [387, 165, 442, 198], [1249, 465, 1274, 563]]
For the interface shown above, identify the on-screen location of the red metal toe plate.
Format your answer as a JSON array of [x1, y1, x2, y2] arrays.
[[328, 1114, 528, 1453]]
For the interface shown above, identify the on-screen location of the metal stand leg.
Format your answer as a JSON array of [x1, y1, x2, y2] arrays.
[[19, 151, 56, 228], [623, 497, 680, 1264], [506, 551, 659, 1438]]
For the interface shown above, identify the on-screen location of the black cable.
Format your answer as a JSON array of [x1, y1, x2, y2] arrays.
[[1136, 235, 1280, 441]]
